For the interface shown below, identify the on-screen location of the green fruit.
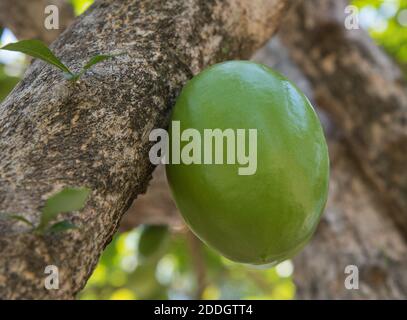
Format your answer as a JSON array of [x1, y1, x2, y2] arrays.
[[166, 61, 329, 265]]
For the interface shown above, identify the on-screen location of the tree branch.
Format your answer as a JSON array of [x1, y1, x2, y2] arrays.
[[0, 0, 293, 299]]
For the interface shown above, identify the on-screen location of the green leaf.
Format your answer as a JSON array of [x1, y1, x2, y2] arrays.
[[1, 40, 73, 75], [138, 225, 169, 264], [47, 220, 78, 234], [38, 187, 90, 230], [62, 53, 123, 82], [82, 54, 117, 71], [63, 72, 80, 81], [6, 214, 34, 227]]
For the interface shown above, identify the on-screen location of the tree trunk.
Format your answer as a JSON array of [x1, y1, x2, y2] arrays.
[[280, 0, 407, 235], [276, 0, 407, 298], [0, 0, 293, 299], [294, 135, 407, 299]]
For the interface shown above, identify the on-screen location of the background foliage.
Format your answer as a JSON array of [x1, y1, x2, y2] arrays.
[[0, 0, 405, 300], [353, 0, 407, 75]]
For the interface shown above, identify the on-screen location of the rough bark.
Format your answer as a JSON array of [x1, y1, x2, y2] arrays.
[[0, 0, 293, 299], [280, 0, 407, 236], [0, 0, 74, 44], [294, 135, 407, 299], [275, 0, 407, 298]]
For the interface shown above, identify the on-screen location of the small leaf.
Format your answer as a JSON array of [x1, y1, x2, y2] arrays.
[[82, 53, 124, 71], [63, 72, 76, 80], [6, 214, 34, 227], [83, 55, 112, 71], [65, 53, 124, 82], [38, 187, 90, 230], [1, 40, 73, 75], [47, 220, 77, 234], [63, 72, 81, 82]]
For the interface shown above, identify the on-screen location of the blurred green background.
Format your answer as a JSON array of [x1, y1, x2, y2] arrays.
[[79, 226, 295, 300], [0, 0, 405, 300]]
